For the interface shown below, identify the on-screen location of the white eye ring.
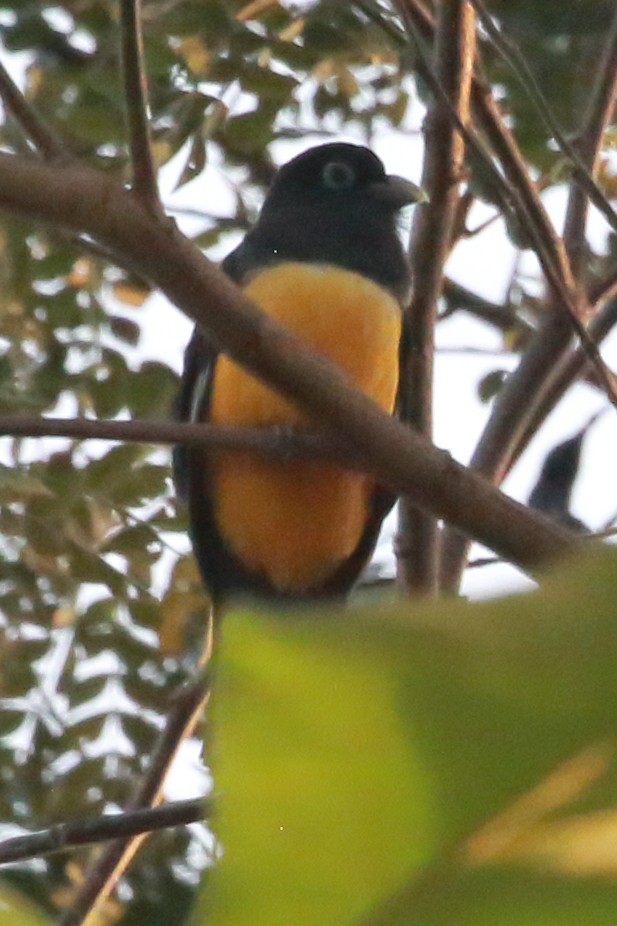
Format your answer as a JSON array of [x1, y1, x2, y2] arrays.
[[321, 160, 356, 190]]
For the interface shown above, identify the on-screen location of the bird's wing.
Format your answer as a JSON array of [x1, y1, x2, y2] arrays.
[[172, 245, 247, 498]]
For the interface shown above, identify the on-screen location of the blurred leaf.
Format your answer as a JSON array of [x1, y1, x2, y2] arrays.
[[0, 467, 53, 500], [0, 885, 52, 926], [477, 368, 509, 403], [85, 444, 148, 493], [128, 361, 179, 419], [111, 284, 150, 310], [176, 128, 208, 189], [223, 110, 276, 155], [201, 547, 617, 926]]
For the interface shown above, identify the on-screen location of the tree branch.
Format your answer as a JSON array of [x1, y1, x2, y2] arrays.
[[438, 8, 617, 590], [563, 2, 617, 274], [470, 0, 617, 244], [506, 295, 617, 475], [398, 0, 575, 294], [60, 674, 209, 926], [0, 152, 580, 576], [441, 279, 533, 342], [120, 0, 160, 210], [391, 0, 617, 423], [589, 263, 617, 306], [0, 58, 66, 160], [397, 0, 475, 595], [0, 415, 363, 468], [0, 799, 207, 867], [397, 3, 617, 481]]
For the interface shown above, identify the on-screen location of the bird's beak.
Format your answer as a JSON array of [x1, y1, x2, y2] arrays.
[[372, 174, 428, 208]]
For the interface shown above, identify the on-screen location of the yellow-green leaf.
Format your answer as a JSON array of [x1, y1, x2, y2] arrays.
[[197, 547, 617, 925]]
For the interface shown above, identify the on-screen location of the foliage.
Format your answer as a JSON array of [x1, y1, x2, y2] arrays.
[[202, 547, 617, 926], [0, 884, 52, 926], [0, 0, 615, 924]]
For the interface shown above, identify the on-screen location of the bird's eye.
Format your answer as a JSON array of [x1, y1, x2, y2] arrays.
[[321, 160, 356, 191]]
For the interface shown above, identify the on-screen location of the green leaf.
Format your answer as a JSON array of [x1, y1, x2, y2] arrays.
[[0, 885, 52, 926], [223, 110, 276, 155], [477, 368, 509, 402], [199, 547, 617, 926], [129, 361, 179, 418], [238, 65, 298, 102], [109, 315, 142, 345], [0, 466, 53, 500]]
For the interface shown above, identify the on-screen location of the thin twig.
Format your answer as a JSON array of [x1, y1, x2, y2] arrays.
[[470, 0, 617, 241], [441, 278, 534, 340], [392, 0, 549, 285], [120, 0, 160, 210], [60, 674, 210, 926], [439, 6, 617, 590], [0, 414, 362, 468], [563, 3, 617, 274], [507, 8, 617, 465], [397, 3, 617, 417], [589, 263, 617, 306], [397, 0, 476, 596], [0, 799, 207, 866], [398, 0, 576, 294], [466, 555, 501, 569], [506, 295, 617, 475], [0, 57, 67, 160], [471, 74, 575, 292]]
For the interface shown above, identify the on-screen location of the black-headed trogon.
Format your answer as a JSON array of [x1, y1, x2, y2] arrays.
[[174, 143, 423, 603]]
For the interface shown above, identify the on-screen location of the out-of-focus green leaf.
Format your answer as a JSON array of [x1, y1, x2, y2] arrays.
[[223, 110, 277, 155], [477, 368, 509, 403], [0, 885, 52, 926], [128, 361, 179, 419], [200, 547, 617, 926]]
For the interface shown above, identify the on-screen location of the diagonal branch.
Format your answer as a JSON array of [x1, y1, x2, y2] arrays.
[[60, 674, 209, 926], [0, 799, 207, 866], [120, 0, 160, 210], [506, 294, 617, 475], [470, 0, 617, 243], [0, 58, 67, 160], [379, 0, 617, 419], [398, 0, 575, 294], [563, 2, 617, 274], [439, 9, 617, 591], [396, 0, 476, 596], [396, 3, 617, 444]]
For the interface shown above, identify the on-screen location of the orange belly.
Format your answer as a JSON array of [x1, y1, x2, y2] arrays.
[[208, 262, 401, 593]]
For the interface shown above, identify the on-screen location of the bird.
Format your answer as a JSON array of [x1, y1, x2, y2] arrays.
[[528, 415, 602, 533], [174, 142, 424, 604]]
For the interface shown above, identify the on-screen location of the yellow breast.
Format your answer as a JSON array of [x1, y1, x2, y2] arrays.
[[208, 262, 401, 593]]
